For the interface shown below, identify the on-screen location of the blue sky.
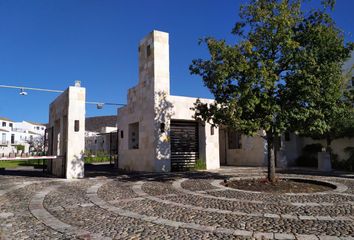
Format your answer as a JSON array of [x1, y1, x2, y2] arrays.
[[0, 0, 353, 123]]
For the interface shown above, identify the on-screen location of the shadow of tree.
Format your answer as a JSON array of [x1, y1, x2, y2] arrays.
[[154, 91, 174, 171], [69, 153, 85, 179], [0, 167, 56, 178]]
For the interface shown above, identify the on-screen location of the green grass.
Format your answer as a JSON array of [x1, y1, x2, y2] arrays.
[[84, 156, 110, 164], [0, 159, 45, 169], [194, 159, 206, 170], [0, 156, 112, 168]]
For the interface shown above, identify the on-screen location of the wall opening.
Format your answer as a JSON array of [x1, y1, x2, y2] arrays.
[[228, 130, 242, 149], [128, 122, 139, 149], [170, 120, 199, 171]]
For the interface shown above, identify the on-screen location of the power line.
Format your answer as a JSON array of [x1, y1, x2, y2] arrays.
[[0, 84, 64, 93], [86, 101, 126, 106], [0, 84, 126, 107]]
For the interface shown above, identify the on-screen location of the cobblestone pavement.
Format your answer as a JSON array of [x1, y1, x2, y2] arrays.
[[0, 167, 354, 239]]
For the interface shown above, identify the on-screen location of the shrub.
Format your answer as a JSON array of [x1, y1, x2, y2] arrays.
[[330, 147, 354, 172], [16, 145, 25, 151], [296, 143, 323, 167], [194, 159, 206, 170]]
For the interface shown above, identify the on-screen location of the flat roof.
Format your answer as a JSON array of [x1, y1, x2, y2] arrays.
[[24, 121, 46, 126]]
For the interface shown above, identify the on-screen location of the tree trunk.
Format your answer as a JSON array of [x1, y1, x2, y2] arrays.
[[326, 135, 332, 152], [266, 131, 276, 182]]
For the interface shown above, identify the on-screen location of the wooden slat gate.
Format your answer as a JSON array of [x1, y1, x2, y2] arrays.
[[109, 130, 119, 168], [170, 120, 199, 171]]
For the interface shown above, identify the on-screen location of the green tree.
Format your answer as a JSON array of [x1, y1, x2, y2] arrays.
[[308, 65, 354, 148], [190, 0, 353, 182]]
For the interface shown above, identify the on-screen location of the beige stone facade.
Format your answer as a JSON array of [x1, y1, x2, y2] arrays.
[[117, 30, 220, 172], [48, 85, 85, 179]]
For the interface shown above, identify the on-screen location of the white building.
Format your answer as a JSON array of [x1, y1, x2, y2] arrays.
[[85, 127, 118, 155], [84, 116, 118, 155], [0, 117, 46, 155]]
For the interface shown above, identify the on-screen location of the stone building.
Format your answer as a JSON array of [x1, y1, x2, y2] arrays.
[[116, 30, 354, 172], [116, 30, 265, 172], [117, 31, 216, 172], [0, 117, 46, 156]]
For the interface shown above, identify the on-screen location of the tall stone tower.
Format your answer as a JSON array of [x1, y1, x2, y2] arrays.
[[117, 30, 172, 172], [138, 31, 172, 172], [138, 30, 170, 94]]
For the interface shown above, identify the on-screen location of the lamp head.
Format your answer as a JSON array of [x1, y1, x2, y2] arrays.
[[96, 103, 104, 109], [19, 88, 28, 96]]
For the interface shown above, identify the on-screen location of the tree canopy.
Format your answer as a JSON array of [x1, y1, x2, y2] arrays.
[[190, 0, 353, 181]]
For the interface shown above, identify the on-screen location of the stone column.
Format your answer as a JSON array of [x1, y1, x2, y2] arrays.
[[318, 151, 332, 172], [48, 84, 85, 179]]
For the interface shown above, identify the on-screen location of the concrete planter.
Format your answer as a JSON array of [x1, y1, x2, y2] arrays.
[[318, 151, 332, 172]]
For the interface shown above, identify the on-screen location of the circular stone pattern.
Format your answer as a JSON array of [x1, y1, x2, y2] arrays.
[[1, 168, 354, 239], [223, 177, 336, 193]]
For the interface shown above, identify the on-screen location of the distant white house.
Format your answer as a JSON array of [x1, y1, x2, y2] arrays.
[[0, 117, 46, 155], [84, 116, 118, 155], [85, 128, 117, 154]]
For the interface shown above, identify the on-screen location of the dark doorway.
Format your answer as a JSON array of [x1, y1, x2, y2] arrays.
[[170, 120, 199, 171]]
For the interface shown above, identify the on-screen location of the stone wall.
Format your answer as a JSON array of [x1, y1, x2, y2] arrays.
[[117, 30, 220, 172], [48, 86, 85, 179], [283, 135, 354, 165], [219, 129, 266, 167], [117, 31, 167, 172], [169, 95, 220, 170]]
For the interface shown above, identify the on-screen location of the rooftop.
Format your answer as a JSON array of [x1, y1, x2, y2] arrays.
[[25, 121, 47, 126], [0, 117, 13, 122]]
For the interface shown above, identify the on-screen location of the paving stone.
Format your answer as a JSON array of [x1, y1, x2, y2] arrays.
[[1, 168, 354, 239], [234, 230, 253, 237], [254, 232, 274, 239], [299, 216, 317, 220], [296, 234, 320, 240], [264, 213, 280, 218], [319, 236, 341, 240], [281, 214, 298, 220], [0, 212, 14, 219], [274, 233, 295, 239]]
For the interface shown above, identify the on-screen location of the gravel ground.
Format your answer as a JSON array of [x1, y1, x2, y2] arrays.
[[0, 167, 353, 239]]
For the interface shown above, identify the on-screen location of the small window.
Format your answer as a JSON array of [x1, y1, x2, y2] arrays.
[[11, 134, 15, 144], [129, 122, 139, 149], [160, 123, 165, 133], [2, 122, 6, 127], [1, 133, 6, 144], [285, 132, 290, 141], [9, 123, 13, 127], [228, 130, 242, 149], [120, 130, 124, 138], [146, 45, 151, 57], [210, 126, 215, 135], [275, 136, 282, 151], [74, 120, 80, 132]]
